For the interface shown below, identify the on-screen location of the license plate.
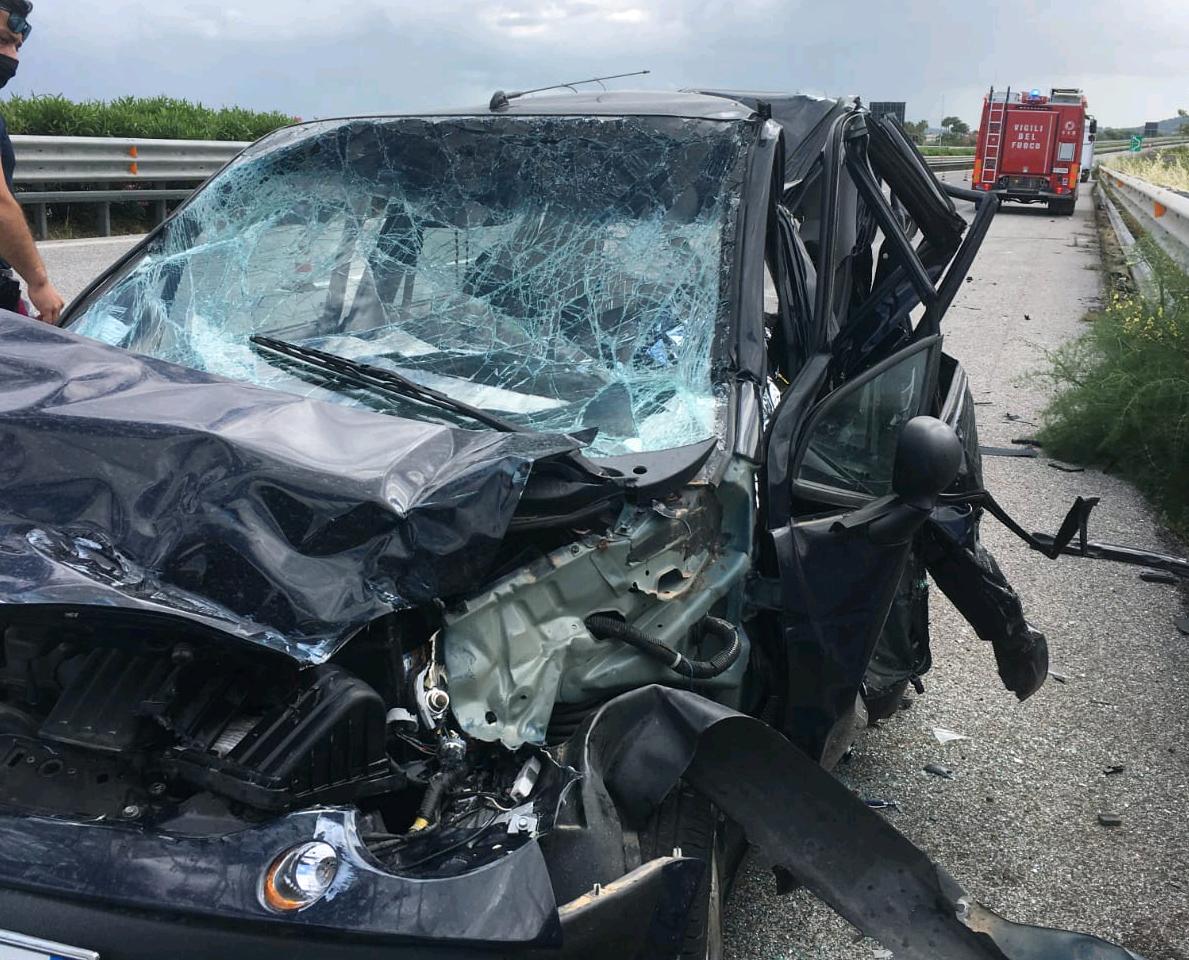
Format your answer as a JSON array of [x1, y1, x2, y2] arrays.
[[0, 930, 97, 960]]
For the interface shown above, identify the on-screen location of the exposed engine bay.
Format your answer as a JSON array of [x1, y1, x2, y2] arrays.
[[0, 472, 743, 881], [0, 609, 565, 865]]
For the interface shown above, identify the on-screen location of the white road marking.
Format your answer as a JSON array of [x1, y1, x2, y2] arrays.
[[36, 234, 147, 250]]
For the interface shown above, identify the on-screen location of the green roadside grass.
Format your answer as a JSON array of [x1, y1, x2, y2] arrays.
[[1039, 237, 1189, 539], [1104, 146, 1189, 192]]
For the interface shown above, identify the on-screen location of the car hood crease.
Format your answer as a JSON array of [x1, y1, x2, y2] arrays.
[[0, 312, 579, 663]]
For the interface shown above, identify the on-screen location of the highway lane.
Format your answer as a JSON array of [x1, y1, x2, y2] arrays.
[[37, 234, 143, 306]]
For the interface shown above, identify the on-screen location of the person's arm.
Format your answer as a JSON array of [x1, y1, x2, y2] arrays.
[[0, 174, 63, 324]]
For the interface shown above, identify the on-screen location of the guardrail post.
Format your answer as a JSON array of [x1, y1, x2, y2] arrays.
[[154, 197, 168, 226], [11, 135, 251, 241]]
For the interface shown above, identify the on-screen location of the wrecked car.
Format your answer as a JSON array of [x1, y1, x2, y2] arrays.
[[0, 90, 1146, 959]]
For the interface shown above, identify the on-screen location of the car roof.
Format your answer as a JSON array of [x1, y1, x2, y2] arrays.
[[421, 89, 758, 121]]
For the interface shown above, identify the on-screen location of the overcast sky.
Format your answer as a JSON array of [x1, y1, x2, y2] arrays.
[[7, 0, 1187, 127]]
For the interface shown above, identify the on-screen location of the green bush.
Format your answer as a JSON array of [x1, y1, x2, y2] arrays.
[[1, 94, 296, 141], [1039, 242, 1189, 538]]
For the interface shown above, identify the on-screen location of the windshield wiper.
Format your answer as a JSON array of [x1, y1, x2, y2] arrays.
[[249, 335, 525, 433]]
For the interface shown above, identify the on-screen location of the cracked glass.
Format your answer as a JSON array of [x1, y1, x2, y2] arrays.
[[796, 345, 930, 499], [70, 114, 751, 457]]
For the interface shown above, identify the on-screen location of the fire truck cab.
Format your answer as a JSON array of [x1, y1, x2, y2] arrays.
[[973, 86, 1092, 215]]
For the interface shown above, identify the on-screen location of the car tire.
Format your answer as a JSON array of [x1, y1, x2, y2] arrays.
[[863, 677, 910, 724], [1047, 198, 1076, 216], [638, 783, 724, 960]]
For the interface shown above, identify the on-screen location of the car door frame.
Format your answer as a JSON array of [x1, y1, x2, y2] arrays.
[[762, 334, 943, 762], [756, 106, 1002, 760]]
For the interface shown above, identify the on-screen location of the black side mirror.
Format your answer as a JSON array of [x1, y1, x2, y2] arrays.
[[892, 416, 963, 509]]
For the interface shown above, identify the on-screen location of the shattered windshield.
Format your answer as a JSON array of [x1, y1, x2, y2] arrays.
[[69, 114, 751, 457]]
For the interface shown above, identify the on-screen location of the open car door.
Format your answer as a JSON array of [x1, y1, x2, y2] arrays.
[[750, 97, 1013, 763], [763, 335, 955, 763]]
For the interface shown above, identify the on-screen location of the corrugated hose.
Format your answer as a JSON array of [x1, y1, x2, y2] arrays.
[[583, 614, 741, 680]]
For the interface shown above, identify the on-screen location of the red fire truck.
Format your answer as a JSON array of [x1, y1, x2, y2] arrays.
[[972, 86, 1095, 215]]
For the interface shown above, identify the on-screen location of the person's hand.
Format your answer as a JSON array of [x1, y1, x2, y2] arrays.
[[27, 279, 64, 326]]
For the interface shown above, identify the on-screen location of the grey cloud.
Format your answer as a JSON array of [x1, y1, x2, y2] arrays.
[[5, 0, 1186, 126], [492, 14, 547, 29]]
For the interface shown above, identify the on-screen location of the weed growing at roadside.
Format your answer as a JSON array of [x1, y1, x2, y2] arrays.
[[1039, 238, 1189, 538], [1106, 146, 1189, 192]]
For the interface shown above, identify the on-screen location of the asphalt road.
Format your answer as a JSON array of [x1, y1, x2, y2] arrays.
[[37, 234, 142, 305], [34, 185, 1189, 958], [723, 179, 1189, 959]]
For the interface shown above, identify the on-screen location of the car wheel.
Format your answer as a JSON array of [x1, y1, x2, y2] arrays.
[[639, 783, 724, 959], [863, 677, 910, 724]]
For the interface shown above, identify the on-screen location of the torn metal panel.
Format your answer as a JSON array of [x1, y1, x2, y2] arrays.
[[66, 113, 756, 459], [0, 314, 578, 661], [1030, 533, 1189, 579], [694, 90, 852, 184], [862, 551, 931, 701], [923, 520, 1050, 699], [575, 685, 1146, 960], [444, 487, 751, 748], [904, 359, 1049, 701]]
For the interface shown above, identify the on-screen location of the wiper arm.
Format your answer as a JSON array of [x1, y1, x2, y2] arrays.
[[250, 335, 524, 433]]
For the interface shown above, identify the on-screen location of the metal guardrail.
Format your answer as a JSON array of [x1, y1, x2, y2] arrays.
[[1098, 163, 1189, 275], [1097, 184, 1157, 298], [924, 156, 973, 172], [11, 135, 248, 239], [1098, 136, 1187, 151], [1097, 138, 1189, 159], [7, 134, 977, 237], [19, 188, 195, 240], [918, 138, 1189, 174], [9, 132, 1185, 241], [10, 135, 248, 183]]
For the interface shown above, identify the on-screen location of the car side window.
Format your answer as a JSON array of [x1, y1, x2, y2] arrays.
[[794, 346, 930, 501]]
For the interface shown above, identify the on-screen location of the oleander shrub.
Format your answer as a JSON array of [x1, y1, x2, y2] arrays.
[[2, 94, 296, 141]]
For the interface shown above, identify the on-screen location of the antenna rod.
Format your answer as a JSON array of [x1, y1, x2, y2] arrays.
[[490, 70, 650, 111]]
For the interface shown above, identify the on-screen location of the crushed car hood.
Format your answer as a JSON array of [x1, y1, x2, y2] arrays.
[[0, 313, 579, 662]]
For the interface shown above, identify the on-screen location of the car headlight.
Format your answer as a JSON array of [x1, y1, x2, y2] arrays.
[[262, 841, 339, 912]]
